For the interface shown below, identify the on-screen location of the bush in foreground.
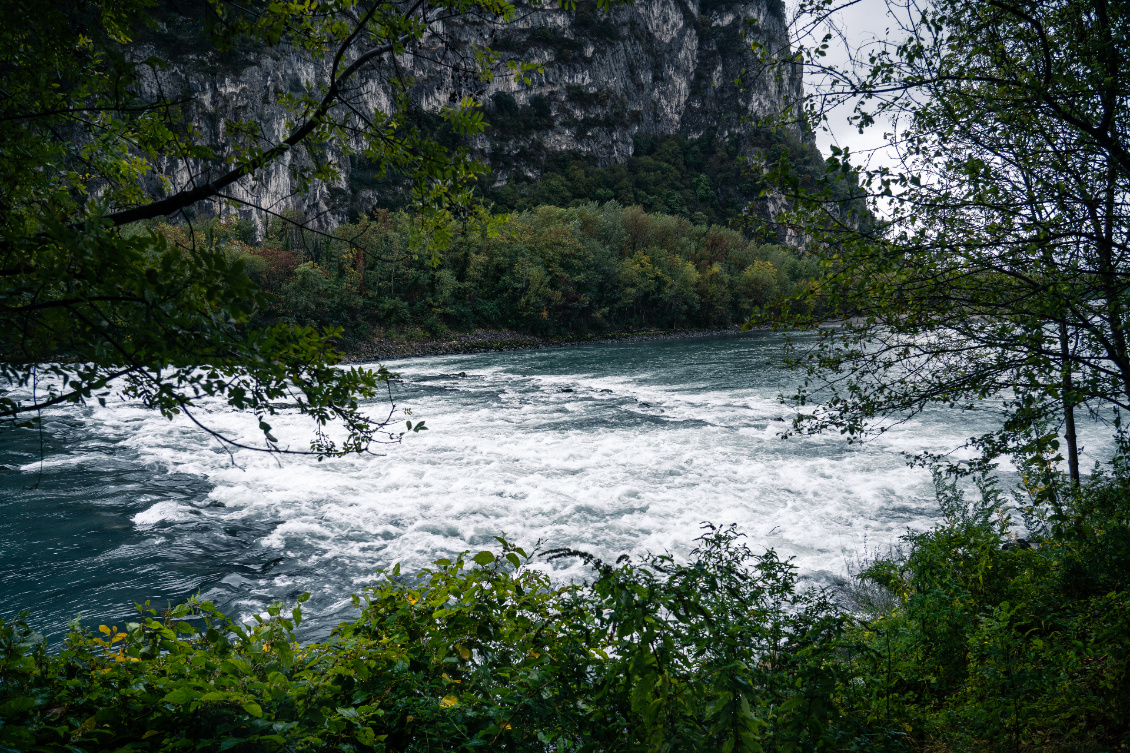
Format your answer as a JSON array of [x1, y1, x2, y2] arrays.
[[2, 471, 1129, 751], [0, 527, 850, 752], [842, 470, 1130, 750]]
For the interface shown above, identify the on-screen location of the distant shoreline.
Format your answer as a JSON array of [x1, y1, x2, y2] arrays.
[[340, 326, 757, 363]]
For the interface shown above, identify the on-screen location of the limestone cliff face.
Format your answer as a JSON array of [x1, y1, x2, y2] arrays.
[[475, 0, 800, 164], [141, 0, 801, 229]]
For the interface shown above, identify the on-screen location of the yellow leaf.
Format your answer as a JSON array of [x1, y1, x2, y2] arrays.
[[440, 695, 459, 708], [98, 625, 112, 636], [457, 644, 471, 661], [142, 730, 161, 739]]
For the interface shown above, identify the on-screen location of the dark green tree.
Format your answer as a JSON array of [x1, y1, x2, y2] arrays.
[[755, 0, 1130, 486]]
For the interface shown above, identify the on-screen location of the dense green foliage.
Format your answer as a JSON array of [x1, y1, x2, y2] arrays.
[[477, 132, 823, 232], [3, 470, 1130, 751], [836, 464, 1130, 750], [0, 527, 850, 752], [171, 203, 818, 343], [756, 0, 1130, 476], [358, 127, 828, 236]]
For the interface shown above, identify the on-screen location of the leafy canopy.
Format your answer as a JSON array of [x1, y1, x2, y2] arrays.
[[0, 0, 619, 455], [752, 0, 1130, 480]]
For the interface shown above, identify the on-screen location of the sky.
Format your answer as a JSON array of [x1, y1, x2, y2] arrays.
[[795, 0, 903, 172]]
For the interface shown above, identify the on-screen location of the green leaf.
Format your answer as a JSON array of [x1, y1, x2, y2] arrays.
[[243, 701, 263, 718], [472, 551, 496, 566], [0, 726, 35, 749], [0, 696, 35, 716], [163, 687, 199, 705]]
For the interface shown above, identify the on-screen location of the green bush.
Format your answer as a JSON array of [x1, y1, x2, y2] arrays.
[[4, 471, 1129, 750], [840, 469, 1130, 750], [198, 203, 820, 341], [0, 528, 856, 752]]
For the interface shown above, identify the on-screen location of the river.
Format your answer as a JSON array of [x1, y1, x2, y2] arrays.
[[0, 331, 1051, 642]]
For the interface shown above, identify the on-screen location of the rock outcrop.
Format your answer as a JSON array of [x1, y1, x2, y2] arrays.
[[140, 0, 802, 230]]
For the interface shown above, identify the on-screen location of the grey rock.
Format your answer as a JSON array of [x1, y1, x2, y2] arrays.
[[141, 0, 801, 234]]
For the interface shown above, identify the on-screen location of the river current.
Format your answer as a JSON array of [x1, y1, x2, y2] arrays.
[[0, 331, 1059, 642]]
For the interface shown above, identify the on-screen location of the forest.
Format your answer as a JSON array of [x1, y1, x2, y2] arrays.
[[154, 203, 820, 344]]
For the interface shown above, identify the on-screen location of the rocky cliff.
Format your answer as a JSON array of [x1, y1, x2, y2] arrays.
[[140, 0, 804, 230]]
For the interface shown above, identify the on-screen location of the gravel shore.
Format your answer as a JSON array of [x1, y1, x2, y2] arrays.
[[340, 326, 751, 363]]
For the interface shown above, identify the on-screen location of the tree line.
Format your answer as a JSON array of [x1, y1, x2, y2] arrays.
[[156, 203, 820, 343]]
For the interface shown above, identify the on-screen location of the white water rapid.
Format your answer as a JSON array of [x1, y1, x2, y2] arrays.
[[3, 332, 1105, 640]]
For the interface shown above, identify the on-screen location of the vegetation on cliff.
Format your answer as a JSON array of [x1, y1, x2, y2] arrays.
[[357, 127, 827, 234], [479, 131, 824, 231]]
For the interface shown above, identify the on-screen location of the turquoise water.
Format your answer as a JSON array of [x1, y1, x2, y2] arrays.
[[0, 332, 1054, 642]]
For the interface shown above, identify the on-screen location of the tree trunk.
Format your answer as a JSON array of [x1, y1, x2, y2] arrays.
[[1060, 321, 1081, 486]]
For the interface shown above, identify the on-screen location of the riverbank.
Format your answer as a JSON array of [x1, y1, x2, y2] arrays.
[[341, 326, 752, 362], [6, 469, 1129, 751]]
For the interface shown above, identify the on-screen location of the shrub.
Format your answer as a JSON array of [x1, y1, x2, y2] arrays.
[[0, 528, 856, 752], [840, 469, 1130, 750]]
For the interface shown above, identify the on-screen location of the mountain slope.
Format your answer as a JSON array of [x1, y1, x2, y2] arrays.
[[137, 0, 804, 229]]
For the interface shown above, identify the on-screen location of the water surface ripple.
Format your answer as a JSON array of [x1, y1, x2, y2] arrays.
[[1, 332, 1014, 641]]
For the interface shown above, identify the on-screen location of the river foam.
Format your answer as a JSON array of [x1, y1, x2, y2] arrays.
[[3, 331, 1106, 640]]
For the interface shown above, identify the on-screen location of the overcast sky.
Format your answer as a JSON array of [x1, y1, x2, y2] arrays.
[[796, 0, 902, 170]]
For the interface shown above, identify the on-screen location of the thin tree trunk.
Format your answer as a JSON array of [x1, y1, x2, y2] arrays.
[[1096, 163, 1130, 406], [1060, 321, 1080, 486]]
